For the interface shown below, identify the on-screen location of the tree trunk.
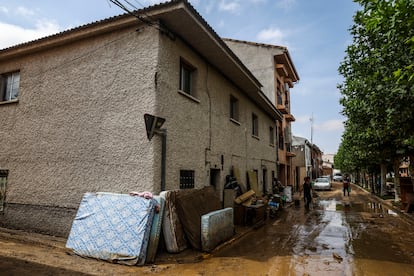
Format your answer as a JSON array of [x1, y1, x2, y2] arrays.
[[393, 158, 401, 202], [409, 154, 414, 194], [380, 163, 387, 197], [370, 173, 375, 194], [356, 169, 360, 186], [362, 171, 366, 188]]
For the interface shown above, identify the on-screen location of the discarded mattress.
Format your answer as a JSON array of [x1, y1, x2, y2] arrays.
[[145, 195, 165, 264], [66, 192, 156, 266], [175, 186, 221, 250], [284, 185, 292, 202], [201, 207, 234, 252], [160, 190, 187, 253]]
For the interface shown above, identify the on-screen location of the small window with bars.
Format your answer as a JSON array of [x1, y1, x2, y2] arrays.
[[180, 170, 195, 189], [0, 169, 8, 212]]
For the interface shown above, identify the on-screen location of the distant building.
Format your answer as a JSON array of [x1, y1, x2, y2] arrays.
[[322, 154, 335, 178], [292, 136, 312, 190], [311, 144, 323, 179]]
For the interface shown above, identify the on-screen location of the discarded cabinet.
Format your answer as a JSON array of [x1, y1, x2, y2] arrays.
[[244, 204, 266, 226]]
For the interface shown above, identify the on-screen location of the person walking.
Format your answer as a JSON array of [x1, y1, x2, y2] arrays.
[[303, 176, 313, 209], [343, 175, 350, 196]]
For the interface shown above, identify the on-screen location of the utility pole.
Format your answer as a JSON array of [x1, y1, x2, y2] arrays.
[[310, 113, 314, 179], [310, 113, 314, 145]]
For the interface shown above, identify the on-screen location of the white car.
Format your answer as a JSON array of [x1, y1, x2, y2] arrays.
[[313, 177, 332, 191], [333, 174, 343, 182], [321, 175, 331, 181]]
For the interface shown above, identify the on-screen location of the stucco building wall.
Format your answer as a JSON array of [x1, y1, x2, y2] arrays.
[[0, 6, 280, 236], [157, 33, 278, 194], [224, 40, 298, 189], [224, 41, 282, 106], [0, 25, 160, 235]]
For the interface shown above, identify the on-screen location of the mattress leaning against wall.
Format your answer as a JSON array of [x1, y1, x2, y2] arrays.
[[66, 192, 156, 266], [145, 195, 165, 264], [201, 207, 234, 252], [160, 190, 188, 253]]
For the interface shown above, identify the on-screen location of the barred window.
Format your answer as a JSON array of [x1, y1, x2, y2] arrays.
[[0, 170, 8, 212], [180, 170, 195, 189]]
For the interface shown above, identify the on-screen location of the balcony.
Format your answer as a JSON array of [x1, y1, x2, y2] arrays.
[[277, 94, 283, 105], [285, 113, 295, 122], [286, 143, 296, 157], [284, 99, 290, 111], [276, 94, 287, 114], [277, 104, 288, 114], [286, 151, 296, 157], [276, 64, 288, 77]]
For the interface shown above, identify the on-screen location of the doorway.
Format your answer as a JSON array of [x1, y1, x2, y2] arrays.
[[262, 169, 267, 194], [210, 169, 221, 190]]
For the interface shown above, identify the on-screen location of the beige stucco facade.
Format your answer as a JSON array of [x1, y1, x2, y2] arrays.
[[0, 1, 281, 236], [224, 39, 299, 190]]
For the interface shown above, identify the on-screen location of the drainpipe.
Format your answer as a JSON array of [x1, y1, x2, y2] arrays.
[[144, 113, 167, 192], [160, 129, 167, 192], [155, 129, 167, 192]]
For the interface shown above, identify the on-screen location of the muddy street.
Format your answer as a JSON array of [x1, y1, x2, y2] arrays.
[[212, 181, 414, 275], [0, 181, 413, 275]]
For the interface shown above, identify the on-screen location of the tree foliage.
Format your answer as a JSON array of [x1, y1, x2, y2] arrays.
[[337, 0, 414, 174]]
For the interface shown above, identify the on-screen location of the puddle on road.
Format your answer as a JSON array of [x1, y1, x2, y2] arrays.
[[290, 198, 402, 275], [291, 198, 355, 275], [318, 199, 395, 216]]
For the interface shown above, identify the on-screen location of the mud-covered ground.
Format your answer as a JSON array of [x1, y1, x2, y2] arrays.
[[0, 182, 413, 275]]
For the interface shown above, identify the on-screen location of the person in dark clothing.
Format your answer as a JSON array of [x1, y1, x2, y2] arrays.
[[303, 176, 312, 209], [343, 176, 350, 196]]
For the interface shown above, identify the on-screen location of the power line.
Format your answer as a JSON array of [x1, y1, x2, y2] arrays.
[[107, 0, 175, 40], [310, 113, 314, 145], [108, 0, 156, 27]]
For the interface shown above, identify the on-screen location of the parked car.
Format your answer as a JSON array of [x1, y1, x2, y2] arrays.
[[313, 177, 332, 191], [333, 173, 343, 182], [321, 175, 331, 181]]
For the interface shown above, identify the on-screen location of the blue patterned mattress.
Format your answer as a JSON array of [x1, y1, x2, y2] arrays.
[[66, 192, 156, 265]]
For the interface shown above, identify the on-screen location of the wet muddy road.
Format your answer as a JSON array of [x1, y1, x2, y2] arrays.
[[208, 182, 414, 275], [0, 182, 413, 275]]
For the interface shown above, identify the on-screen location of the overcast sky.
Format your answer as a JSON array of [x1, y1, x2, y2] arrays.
[[0, 0, 360, 154]]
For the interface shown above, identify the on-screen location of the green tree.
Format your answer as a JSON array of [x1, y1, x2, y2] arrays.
[[338, 0, 414, 199]]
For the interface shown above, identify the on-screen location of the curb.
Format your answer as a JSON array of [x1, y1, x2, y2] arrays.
[[351, 183, 414, 224]]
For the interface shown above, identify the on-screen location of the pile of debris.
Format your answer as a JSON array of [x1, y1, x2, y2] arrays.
[[65, 186, 234, 266]]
